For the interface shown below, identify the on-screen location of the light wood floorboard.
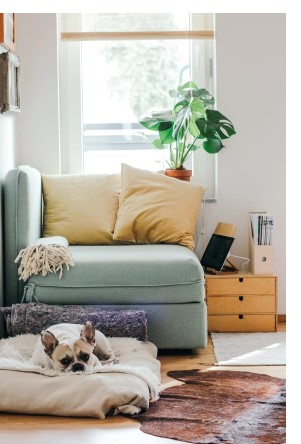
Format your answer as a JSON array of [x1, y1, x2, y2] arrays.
[[0, 323, 286, 444]]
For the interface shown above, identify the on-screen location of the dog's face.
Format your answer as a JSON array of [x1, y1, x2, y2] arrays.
[[41, 321, 96, 373]]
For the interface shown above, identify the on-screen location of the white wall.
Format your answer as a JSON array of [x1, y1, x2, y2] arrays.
[[0, 14, 59, 337], [15, 13, 60, 174], [207, 13, 286, 313], [13, 13, 286, 314]]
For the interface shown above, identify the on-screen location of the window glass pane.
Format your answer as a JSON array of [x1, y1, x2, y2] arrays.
[[81, 38, 213, 174], [82, 40, 191, 124]]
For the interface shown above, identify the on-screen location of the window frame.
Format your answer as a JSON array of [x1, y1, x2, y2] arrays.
[[58, 14, 218, 201]]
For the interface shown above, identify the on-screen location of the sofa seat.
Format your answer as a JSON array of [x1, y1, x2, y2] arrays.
[[23, 244, 204, 305]]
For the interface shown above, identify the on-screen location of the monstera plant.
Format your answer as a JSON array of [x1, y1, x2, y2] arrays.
[[139, 81, 236, 180]]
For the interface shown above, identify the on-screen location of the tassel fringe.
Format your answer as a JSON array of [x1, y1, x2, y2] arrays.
[[15, 244, 74, 281]]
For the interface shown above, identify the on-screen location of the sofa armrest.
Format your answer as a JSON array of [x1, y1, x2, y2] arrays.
[[4, 165, 43, 305]]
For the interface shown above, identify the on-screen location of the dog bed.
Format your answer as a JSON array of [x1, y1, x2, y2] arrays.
[[0, 334, 160, 418]]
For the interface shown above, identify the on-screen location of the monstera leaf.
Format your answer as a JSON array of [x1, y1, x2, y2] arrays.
[[172, 97, 206, 141], [196, 109, 236, 140], [203, 139, 224, 154], [158, 121, 175, 145], [170, 82, 215, 107], [139, 109, 173, 131]]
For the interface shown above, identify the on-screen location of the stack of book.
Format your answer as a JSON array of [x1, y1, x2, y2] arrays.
[[250, 212, 274, 246], [249, 212, 274, 274]]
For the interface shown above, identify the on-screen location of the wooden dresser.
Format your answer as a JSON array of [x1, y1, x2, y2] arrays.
[[205, 273, 277, 332]]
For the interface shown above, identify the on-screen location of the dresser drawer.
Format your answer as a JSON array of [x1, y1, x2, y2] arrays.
[[206, 276, 276, 295], [208, 314, 276, 332], [207, 295, 276, 314]]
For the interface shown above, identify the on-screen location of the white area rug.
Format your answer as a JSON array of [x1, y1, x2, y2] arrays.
[[211, 332, 286, 366]]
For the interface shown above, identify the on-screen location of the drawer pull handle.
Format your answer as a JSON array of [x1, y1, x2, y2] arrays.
[[239, 296, 244, 301], [239, 314, 244, 320], [239, 278, 244, 283]]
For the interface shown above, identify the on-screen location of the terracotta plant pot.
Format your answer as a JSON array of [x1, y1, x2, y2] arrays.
[[164, 169, 192, 182]]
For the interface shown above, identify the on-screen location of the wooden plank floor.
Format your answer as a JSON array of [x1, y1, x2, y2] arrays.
[[0, 324, 286, 444]]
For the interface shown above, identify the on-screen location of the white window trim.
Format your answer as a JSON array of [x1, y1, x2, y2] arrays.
[[59, 41, 83, 174]]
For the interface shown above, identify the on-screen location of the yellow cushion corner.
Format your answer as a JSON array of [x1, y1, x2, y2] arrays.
[[42, 173, 120, 245], [113, 164, 204, 250]]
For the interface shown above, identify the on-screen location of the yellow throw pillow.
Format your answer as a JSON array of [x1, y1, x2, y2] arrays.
[[42, 173, 120, 245], [113, 164, 204, 250]]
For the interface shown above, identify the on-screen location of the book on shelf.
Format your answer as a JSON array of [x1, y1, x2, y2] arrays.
[[249, 212, 274, 246]]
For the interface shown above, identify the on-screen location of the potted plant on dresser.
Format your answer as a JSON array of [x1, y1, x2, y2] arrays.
[[139, 81, 236, 181]]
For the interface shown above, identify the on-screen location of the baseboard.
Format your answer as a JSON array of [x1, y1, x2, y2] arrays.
[[278, 314, 286, 323]]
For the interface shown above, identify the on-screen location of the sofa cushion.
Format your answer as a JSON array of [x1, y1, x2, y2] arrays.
[[24, 245, 205, 305], [42, 173, 120, 245], [113, 164, 204, 250]]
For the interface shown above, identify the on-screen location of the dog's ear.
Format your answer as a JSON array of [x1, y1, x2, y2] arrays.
[[80, 321, 96, 346], [41, 330, 59, 357]]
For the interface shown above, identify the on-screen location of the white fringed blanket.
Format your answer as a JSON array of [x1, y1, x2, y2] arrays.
[[15, 236, 74, 281], [0, 334, 160, 418]]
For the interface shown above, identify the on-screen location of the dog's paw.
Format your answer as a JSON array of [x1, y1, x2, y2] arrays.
[[100, 356, 119, 365]]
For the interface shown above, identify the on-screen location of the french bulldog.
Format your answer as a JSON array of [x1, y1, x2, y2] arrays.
[[31, 321, 118, 372]]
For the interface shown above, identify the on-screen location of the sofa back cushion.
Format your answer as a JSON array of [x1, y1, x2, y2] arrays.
[[113, 164, 204, 250], [42, 173, 120, 245]]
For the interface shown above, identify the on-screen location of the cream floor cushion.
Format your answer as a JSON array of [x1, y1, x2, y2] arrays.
[[0, 334, 160, 418]]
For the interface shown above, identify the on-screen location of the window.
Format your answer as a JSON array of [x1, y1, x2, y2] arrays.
[[59, 13, 217, 199]]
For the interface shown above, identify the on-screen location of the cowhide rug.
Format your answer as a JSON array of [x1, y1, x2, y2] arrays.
[[136, 369, 286, 444]]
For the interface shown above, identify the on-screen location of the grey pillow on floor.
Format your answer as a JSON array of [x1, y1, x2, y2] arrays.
[[1, 303, 148, 341]]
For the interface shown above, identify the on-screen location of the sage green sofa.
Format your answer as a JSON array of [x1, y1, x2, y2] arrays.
[[3, 166, 207, 349]]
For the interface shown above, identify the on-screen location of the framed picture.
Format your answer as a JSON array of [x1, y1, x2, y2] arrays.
[[0, 13, 16, 53], [0, 51, 21, 113]]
